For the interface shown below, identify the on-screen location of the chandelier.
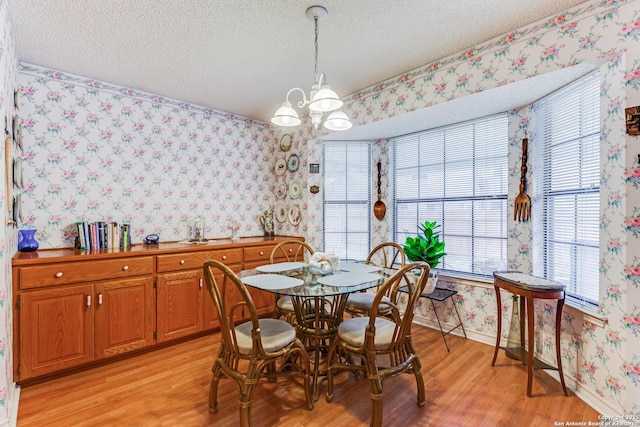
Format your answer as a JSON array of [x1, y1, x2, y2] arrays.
[[270, 5, 352, 132]]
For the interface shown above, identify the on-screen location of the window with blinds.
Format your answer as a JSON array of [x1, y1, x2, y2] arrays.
[[534, 72, 600, 305], [323, 141, 371, 260], [392, 114, 508, 276]]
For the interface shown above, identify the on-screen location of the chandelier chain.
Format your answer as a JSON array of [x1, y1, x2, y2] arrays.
[[314, 16, 319, 84]]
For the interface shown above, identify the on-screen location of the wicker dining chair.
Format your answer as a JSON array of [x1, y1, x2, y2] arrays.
[[326, 261, 430, 427], [344, 242, 406, 318], [269, 239, 315, 323], [204, 260, 313, 427]]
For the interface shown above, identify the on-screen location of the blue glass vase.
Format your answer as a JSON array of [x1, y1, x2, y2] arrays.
[[18, 229, 39, 252]]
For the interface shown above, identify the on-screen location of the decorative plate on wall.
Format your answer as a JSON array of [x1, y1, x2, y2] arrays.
[[275, 158, 287, 176], [13, 158, 23, 189], [287, 154, 299, 172], [275, 204, 288, 223], [289, 179, 301, 199], [275, 181, 287, 199], [288, 205, 301, 226], [12, 115, 22, 150], [280, 134, 292, 152], [13, 194, 21, 224]]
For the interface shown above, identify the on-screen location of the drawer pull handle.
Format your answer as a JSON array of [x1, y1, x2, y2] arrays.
[[180, 260, 185, 265], [222, 255, 227, 260], [288, 248, 293, 253], [55, 272, 64, 278], [259, 251, 264, 256], [87, 295, 91, 308], [199, 278, 203, 289], [122, 265, 129, 271]]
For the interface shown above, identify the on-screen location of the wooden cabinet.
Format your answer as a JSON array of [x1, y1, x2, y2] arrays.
[[156, 270, 203, 342], [18, 274, 155, 379], [95, 276, 154, 358], [156, 248, 243, 341], [19, 284, 95, 379], [15, 257, 155, 380], [12, 236, 303, 382]]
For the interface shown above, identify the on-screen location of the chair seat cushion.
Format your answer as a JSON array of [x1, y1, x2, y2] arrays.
[[277, 295, 294, 312], [278, 295, 316, 312], [337, 316, 396, 350], [345, 293, 390, 311], [235, 318, 297, 354]]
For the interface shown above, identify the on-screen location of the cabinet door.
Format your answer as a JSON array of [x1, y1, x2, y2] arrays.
[[203, 263, 242, 330], [157, 270, 203, 342], [95, 276, 154, 358], [20, 284, 94, 380]]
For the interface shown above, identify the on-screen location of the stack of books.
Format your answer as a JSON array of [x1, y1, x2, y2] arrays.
[[76, 221, 130, 250]]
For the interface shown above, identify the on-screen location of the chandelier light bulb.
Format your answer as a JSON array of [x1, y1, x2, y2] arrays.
[[324, 110, 353, 131], [271, 101, 301, 127], [309, 84, 342, 113]]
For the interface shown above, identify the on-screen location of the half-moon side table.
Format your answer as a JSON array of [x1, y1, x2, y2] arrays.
[[491, 271, 569, 397]]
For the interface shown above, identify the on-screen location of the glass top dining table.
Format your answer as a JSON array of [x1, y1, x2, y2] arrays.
[[239, 261, 391, 401]]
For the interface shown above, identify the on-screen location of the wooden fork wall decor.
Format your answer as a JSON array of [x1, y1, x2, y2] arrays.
[[514, 138, 531, 222]]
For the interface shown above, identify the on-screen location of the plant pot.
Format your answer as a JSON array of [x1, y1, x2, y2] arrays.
[[425, 270, 439, 294], [413, 269, 439, 294]]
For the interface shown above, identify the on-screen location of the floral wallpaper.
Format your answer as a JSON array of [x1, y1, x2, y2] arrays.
[[305, 0, 639, 416], [17, 64, 312, 246], [2, 0, 640, 422]]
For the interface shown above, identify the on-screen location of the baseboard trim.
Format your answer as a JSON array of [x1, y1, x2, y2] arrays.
[[1, 384, 20, 427], [412, 314, 618, 417]]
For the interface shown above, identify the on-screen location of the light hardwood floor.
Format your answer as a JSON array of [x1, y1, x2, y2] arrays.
[[17, 325, 599, 426]]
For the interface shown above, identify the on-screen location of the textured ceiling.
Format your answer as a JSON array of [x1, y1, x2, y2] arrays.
[[10, 0, 588, 124]]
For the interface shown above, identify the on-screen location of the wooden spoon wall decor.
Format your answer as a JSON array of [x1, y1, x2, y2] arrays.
[[374, 161, 387, 220]]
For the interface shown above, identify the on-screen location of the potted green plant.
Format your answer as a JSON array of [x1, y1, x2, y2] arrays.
[[403, 220, 446, 293]]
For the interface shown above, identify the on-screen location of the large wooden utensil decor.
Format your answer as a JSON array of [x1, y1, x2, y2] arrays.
[[373, 161, 386, 220], [514, 138, 531, 222]]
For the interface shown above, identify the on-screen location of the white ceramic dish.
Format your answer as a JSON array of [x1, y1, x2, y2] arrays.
[[275, 158, 287, 176], [275, 181, 287, 199], [288, 205, 301, 226], [275, 204, 288, 223], [289, 179, 301, 199]]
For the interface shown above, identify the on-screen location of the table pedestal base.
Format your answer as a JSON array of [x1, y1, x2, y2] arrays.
[[292, 292, 350, 402]]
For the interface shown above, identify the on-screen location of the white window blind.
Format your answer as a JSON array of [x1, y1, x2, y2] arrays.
[[323, 141, 371, 260], [535, 72, 600, 305], [392, 114, 508, 275]]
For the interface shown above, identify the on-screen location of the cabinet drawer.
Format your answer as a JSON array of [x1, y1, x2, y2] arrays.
[[157, 248, 242, 272], [243, 242, 306, 263], [19, 257, 154, 289], [243, 245, 278, 263]]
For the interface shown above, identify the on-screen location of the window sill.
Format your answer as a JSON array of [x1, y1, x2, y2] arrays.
[[564, 296, 608, 328], [439, 271, 608, 328], [438, 271, 493, 287]]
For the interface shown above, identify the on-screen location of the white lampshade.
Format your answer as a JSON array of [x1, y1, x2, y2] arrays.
[[309, 85, 343, 112], [271, 101, 302, 127], [324, 110, 352, 131]]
